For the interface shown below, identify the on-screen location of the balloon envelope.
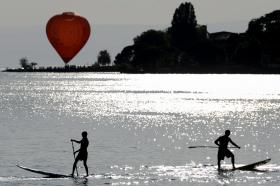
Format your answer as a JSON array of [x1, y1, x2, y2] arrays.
[[46, 12, 91, 64]]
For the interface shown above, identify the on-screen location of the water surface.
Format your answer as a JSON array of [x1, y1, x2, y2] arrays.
[[0, 72, 280, 186]]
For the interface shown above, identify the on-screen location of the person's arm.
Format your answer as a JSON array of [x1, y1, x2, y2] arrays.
[[71, 139, 81, 144], [229, 139, 241, 149], [214, 138, 220, 146]]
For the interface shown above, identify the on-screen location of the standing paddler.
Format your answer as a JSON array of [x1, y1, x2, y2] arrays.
[[71, 131, 89, 177], [214, 130, 240, 170]]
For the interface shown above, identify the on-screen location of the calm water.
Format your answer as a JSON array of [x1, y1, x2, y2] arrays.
[[1, 72, 280, 186]]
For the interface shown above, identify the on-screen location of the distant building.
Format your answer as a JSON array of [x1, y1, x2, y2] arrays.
[[196, 25, 209, 39], [210, 31, 238, 41]]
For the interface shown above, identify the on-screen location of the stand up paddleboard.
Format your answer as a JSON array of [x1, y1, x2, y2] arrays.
[[16, 165, 73, 178], [220, 158, 271, 171], [235, 158, 271, 170]]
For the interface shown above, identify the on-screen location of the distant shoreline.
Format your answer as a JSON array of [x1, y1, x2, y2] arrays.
[[2, 66, 119, 73], [3, 65, 280, 74]]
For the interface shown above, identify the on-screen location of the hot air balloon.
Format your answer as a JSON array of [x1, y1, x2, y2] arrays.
[[46, 12, 91, 64]]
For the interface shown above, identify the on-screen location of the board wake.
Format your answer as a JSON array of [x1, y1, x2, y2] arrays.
[[16, 165, 73, 178]]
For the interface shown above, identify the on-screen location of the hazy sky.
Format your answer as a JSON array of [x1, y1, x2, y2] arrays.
[[1, 0, 280, 68], [1, 0, 280, 26]]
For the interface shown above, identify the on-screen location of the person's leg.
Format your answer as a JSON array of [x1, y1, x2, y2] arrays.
[[218, 160, 221, 170], [217, 157, 221, 170], [217, 151, 222, 170], [231, 154, 235, 169], [83, 160, 89, 176], [71, 158, 79, 176]]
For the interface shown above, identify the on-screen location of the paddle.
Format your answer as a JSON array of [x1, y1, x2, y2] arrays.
[[188, 146, 239, 149], [71, 141, 79, 176]]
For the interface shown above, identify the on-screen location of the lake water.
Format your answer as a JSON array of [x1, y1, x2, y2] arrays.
[[1, 72, 280, 186]]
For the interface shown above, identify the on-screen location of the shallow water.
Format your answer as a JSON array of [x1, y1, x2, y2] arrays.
[[1, 72, 280, 186]]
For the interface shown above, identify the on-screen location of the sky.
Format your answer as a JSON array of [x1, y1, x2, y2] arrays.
[[1, 0, 280, 68]]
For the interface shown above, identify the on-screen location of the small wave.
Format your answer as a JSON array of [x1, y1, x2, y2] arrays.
[[257, 164, 280, 172], [0, 176, 56, 182]]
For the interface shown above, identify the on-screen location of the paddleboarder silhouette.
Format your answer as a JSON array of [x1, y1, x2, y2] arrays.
[[214, 130, 240, 170], [71, 131, 89, 177]]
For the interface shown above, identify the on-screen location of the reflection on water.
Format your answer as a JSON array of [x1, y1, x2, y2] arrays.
[[1, 163, 279, 186], [1, 73, 280, 186], [73, 177, 88, 186]]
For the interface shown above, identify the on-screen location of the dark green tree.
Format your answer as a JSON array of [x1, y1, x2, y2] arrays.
[[169, 2, 198, 50], [19, 57, 31, 69], [247, 10, 280, 35], [132, 30, 173, 71], [247, 19, 263, 36], [247, 10, 280, 64], [133, 30, 170, 47], [114, 46, 135, 66], [114, 30, 173, 72], [97, 50, 111, 66]]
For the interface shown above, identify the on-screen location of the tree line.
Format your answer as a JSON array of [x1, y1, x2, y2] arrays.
[[114, 2, 280, 73], [7, 2, 280, 74], [16, 50, 111, 71]]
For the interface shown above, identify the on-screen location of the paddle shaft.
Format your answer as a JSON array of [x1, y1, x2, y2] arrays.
[[188, 146, 239, 149], [71, 141, 79, 176]]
